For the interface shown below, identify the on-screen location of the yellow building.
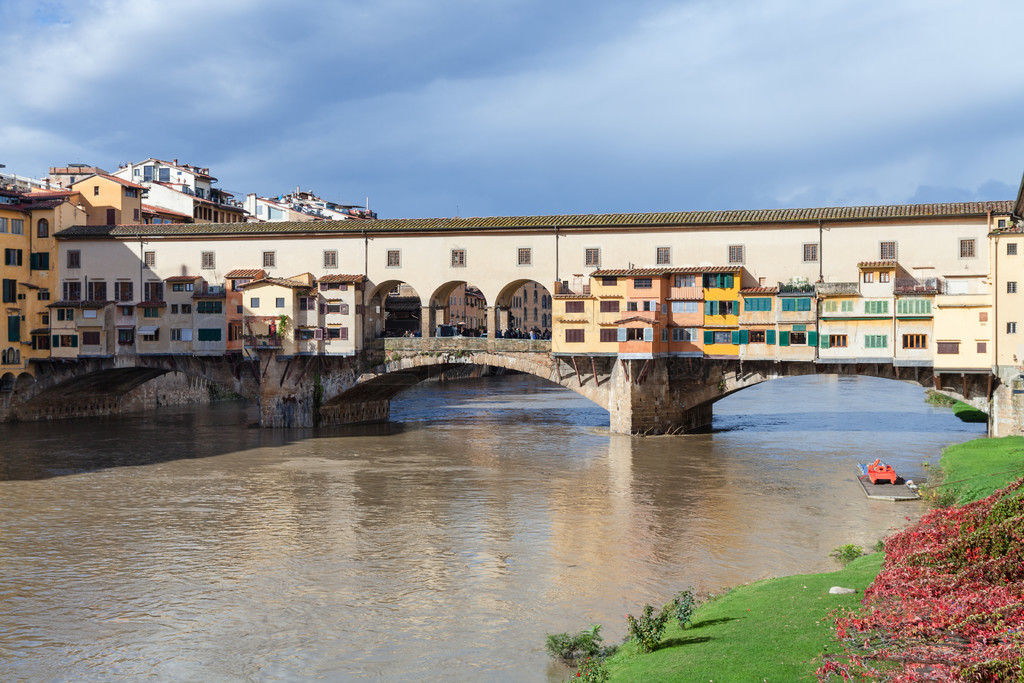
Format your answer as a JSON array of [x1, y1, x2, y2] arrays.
[[69, 174, 145, 225], [701, 267, 742, 357]]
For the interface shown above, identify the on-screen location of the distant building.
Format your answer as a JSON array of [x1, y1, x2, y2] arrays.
[[112, 158, 247, 223], [245, 187, 376, 222], [508, 281, 552, 332]]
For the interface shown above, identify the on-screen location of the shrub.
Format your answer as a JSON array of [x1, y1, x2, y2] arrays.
[[666, 589, 696, 629], [828, 543, 864, 566], [952, 400, 988, 423], [545, 624, 608, 664], [567, 656, 610, 683], [626, 604, 670, 653]]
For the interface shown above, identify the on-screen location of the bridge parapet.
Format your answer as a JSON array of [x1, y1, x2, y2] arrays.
[[379, 337, 550, 354]]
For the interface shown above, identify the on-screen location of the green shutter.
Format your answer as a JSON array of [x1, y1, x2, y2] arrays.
[[780, 331, 790, 346], [820, 333, 829, 349], [70, 335, 78, 347], [724, 274, 733, 289], [740, 329, 749, 344], [808, 331, 818, 346], [704, 330, 714, 344], [731, 330, 740, 344], [52, 335, 59, 347], [8, 315, 19, 342], [766, 329, 776, 345]]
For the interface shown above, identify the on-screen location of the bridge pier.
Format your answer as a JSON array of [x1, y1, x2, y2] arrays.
[[606, 358, 717, 434]]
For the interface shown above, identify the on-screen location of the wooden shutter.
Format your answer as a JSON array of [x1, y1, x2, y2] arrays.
[[766, 329, 776, 345], [780, 331, 790, 346], [808, 331, 818, 346], [703, 330, 713, 344], [617, 327, 627, 342]]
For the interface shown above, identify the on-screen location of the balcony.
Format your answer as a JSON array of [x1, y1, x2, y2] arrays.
[[815, 282, 860, 297], [894, 277, 943, 294], [555, 282, 590, 296], [244, 335, 281, 349]]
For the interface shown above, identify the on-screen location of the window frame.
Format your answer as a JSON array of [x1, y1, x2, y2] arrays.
[[728, 245, 745, 264], [802, 243, 819, 262]]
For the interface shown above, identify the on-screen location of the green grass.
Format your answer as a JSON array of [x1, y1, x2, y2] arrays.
[[937, 436, 1024, 503], [951, 400, 988, 423], [605, 554, 883, 682]]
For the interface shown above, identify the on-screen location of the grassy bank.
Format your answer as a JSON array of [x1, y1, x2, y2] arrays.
[[594, 436, 1024, 682], [603, 554, 882, 681]]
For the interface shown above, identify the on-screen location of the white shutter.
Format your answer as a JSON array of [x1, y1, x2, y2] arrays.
[[617, 327, 627, 342], [643, 327, 654, 342]]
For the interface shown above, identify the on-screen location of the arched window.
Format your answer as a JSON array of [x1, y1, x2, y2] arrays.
[[37, 218, 49, 238]]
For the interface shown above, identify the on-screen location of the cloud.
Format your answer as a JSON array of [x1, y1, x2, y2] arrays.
[[2, 0, 1023, 217]]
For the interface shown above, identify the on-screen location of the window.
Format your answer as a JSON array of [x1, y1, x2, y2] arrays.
[[674, 274, 696, 288], [80, 331, 100, 346], [263, 251, 276, 268], [298, 297, 316, 311], [82, 309, 97, 319], [601, 277, 617, 286], [671, 327, 697, 342], [144, 282, 163, 302], [789, 331, 807, 345], [517, 247, 532, 266], [880, 271, 890, 283], [841, 300, 854, 312], [803, 243, 819, 262], [781, 297, 812, 312], [56, 334, 78, 347], [1009, 282, 1018, 294], [748, 330, 766, 343], [62, 281, 81, 301], [564, 301, 585, 313], [201, 251, 215, 269], [197, 328, 221, 342], [864, 300, 889, 314], [143, 307, 160, 318], [29, 252, 49, 270], [978, 341, 987, 353], [171, 282, 194, 292], [671, 301, 700, 313], [980, 311, 989, 323], [728, 245, 745, 264], [585, 248, 600, 268], [864, 335, 888, 349], [450, 249, 466, 268], [275, 297, 285, 308], [2, 279, 16, 303], [250, 297, 260, 308], [896, 299, 932, 315], [55, 308, 73, 321], [37, 219, 48, 238], [180, 303, 191, 314], [144, 251, 156, 267], [597, 300, 619, 313], [633, 278, 652, 289], [703, 273, 734, 289], [1008, 243, 1018, 256], [863, 272, 873, 283], [828, 334, 848, 348], [67, 250, 81, 269], [11, 219, 23, 235], [709, 330, 732, 344], [744, 297, 772, 312], [196, 300, 222, 314], [937, 341, 960, 354], [93, 185, 100, 196], [141, 329, 159, 342], [0, 217, 5, 233], [86, 281, 106, 301], [120, 305, 133, 316], [115, 281, 133, 302], [1008, 322, 1017, 334], [172, 305, 180, 314], [385, 249, 401, 268], [656, 247, 671, 265], [960, 239, 976, 258], [565, 328, 584, 343], [4, 248, 21, 266], [822, 300, 837, 313], [880, 241, 897, 260], [323, 250, 338, 269], [902, 334, 927, 349], [704, 300, 737, 316], [599, 328, 617, 343]]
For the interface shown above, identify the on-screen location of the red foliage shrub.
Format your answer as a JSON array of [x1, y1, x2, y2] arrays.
[[819, 478, 1024, 682]]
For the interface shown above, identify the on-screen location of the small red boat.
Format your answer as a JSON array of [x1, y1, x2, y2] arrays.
[[866, 458, 898, 485]]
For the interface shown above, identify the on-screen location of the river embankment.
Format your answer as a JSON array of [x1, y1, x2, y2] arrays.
[[594, 436, 1024, 682]]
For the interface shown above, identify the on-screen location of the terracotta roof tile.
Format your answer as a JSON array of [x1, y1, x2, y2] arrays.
[[858, 260, 899, 268], [164, 275, 200, 282], [53, 199, 1015, 239], [226, 269, 266, 279], [740, 287, 778, 294], [317, 274, 366, 283]]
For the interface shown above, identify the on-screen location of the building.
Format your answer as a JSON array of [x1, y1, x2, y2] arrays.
[[244, 188, 376, 222], [112, 159, 246, 223]]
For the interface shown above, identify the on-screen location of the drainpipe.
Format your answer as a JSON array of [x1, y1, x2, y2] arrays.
[[554, 225, 560, 289]]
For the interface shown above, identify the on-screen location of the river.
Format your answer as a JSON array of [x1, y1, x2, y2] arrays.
[[0, 374, 984, 681]]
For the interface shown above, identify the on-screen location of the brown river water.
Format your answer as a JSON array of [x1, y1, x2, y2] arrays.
[[0, 374, 984, 681]]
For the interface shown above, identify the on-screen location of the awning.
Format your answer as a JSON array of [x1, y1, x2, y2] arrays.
[[138, 326, 158, 334], [116, 325, 136, 329]]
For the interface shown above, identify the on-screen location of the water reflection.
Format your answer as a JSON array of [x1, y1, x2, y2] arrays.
[[0, 373, 984, 681]]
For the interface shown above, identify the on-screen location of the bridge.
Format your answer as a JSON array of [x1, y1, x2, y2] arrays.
[[2, 336, 994, 434]]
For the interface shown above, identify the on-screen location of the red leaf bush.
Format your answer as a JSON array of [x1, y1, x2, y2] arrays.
[[819, 478, 1024, 681]]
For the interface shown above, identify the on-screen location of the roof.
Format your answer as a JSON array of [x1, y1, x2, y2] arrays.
[[240, 277, 314, 291], [142, 203, 192, 219], [612, 315, 657, 324], [70, 173, 146, 190], [226, 268, 266, 279], [164, 275, 201, 282], [53, 199, 1016, 239], [858, 260, 899, 268], [592, 265, 741, 277], [740, 287, 778, 294], [317, 274, 366, 283]]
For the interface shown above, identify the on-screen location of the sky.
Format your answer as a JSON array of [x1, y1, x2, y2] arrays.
[[1, 0, 1023, 219]]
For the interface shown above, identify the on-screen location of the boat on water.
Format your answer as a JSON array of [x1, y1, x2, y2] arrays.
[[855, 461, 921, 501]]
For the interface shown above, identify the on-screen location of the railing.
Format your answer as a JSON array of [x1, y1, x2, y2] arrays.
[[778, 282, 815, 293], [244, 335, 281, 349], [555, 282, 591, 296], [815, 282, 860, 296], [894, 277, 943, 294]]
